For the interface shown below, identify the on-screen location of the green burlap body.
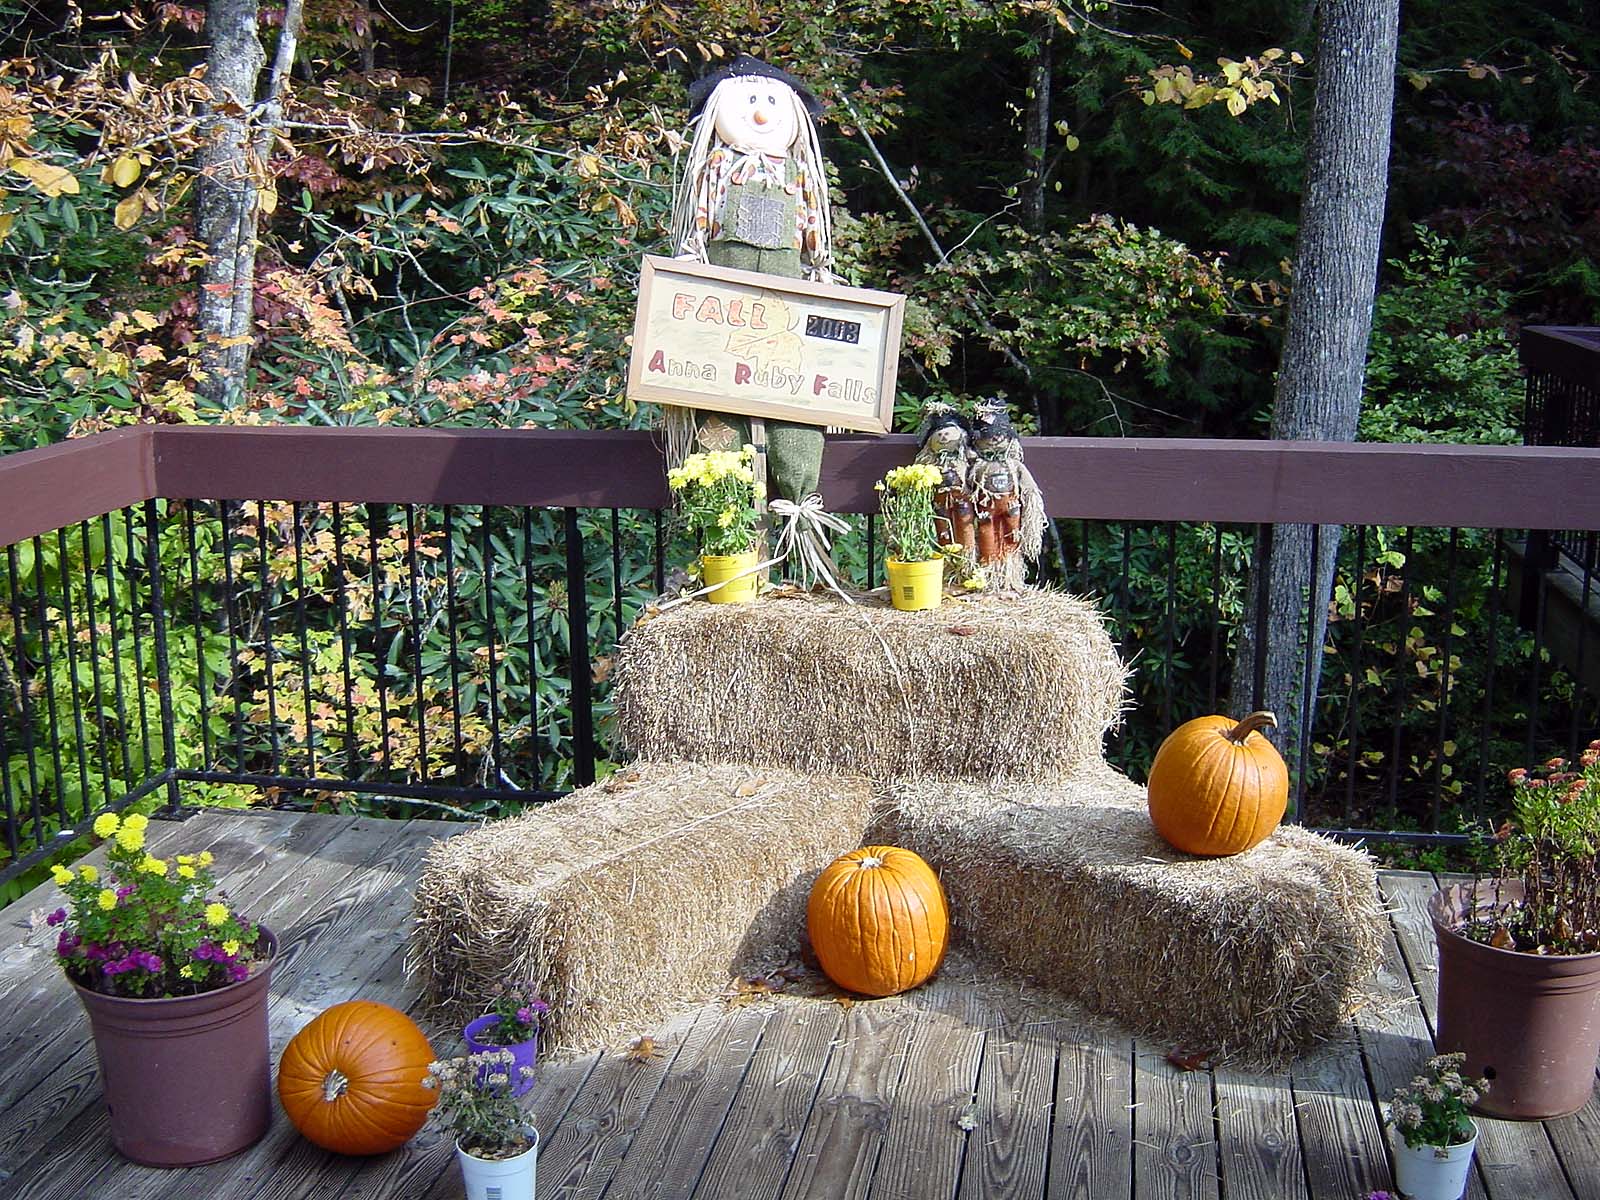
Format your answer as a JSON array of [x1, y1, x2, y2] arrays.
[[699, 177, 823, 504]]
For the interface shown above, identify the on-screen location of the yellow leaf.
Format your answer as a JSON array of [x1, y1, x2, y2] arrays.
[[1221, 60, 1244, 84], [113, 190, 144, 230], [11, 157, 79, 198], [1407, 72, 1429, 91], [1226, 90, 1248, 117], [258, 183, 277, 214], [1064, 134, 1080, 151], [0, 211, 12, 244], [110, 155, 141, 188], [1176, 41, 1193, 59]]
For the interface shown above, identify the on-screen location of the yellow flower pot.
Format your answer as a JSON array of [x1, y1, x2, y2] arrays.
[[701, 550, 760, 604], [886, 557, 944, 611]]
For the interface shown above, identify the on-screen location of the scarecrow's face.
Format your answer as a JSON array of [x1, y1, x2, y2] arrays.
[[712, 76, 800, 156]]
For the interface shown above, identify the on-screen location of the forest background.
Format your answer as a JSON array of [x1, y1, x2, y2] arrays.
[[1, 0, 1597, 881]]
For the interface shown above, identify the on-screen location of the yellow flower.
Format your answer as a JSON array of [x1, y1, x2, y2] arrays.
[[177, 865, 196, 879], [78, 864, 98, 884], [963, 569, 989, 592], [139, 856, 168, 876], [222, 940, 241, 956], [115, 826, 145, 853], [176, 855, 194, 866], [92, 813, 120, 838], [198, 851, 213, 867], [716, 508, 735, 529], [205, 902, 229, 926], [179, 964, 197, 980], [122, 813, 149, 834], [97, 889, 118, 911], [51, 865, 74, 886]]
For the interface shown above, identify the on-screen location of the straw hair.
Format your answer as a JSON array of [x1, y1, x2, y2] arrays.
[[875, 762, 1386, 1062], [407, 761, 874, 1053], [614, 589, 1129, 782]]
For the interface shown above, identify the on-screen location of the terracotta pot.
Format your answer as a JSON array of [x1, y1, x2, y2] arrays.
[[72, 927, 276, 1166], [1431, 883, 1600, 1119], [463, 1014, 538, 1098]]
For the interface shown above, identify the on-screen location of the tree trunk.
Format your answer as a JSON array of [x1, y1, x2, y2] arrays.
[[1020, 22, 1054, 234], [1233, 0, 1399, 802], [193, 0, 304, 408]]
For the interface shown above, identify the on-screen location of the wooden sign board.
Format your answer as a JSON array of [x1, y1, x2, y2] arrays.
[[626, 255, 904, 434]]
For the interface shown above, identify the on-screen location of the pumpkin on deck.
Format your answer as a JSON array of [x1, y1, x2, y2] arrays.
[[807, 846, 949, 997], [1146, 710, 1289, 857], [278, 999, 437, 1156]]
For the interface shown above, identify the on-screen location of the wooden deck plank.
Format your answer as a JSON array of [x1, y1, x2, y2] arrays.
[[1356, 877, 1485, 1200], [1289, 1027, 1390, 1200], [1132, 1042, 1219, 1200], [867, 980, 987, 1200], [528, 1007, 707, 1200], [0, 810, 364, 1192], [777, 1001, 917, 1200], [688, 1003, 846, 1200], [1212, 1061, 1308, 1200], [953, 1022, 1054, 1200], [0, 812, 420, 1200], [1383, 870, 1580, 1200], [596, 1006, 772, 1200], [1045, 1025, 1133, 1200]]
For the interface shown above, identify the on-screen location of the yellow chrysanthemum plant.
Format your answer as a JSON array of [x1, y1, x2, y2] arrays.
[[667, 445, 764, 602], [876, 463, 951, 611], [46, 812, 265, 998]]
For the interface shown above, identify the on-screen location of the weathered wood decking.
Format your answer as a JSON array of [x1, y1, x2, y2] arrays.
[[0, 808, 1595, 1200]]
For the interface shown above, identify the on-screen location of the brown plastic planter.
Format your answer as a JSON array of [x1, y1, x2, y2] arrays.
[[1431, 884, 1600, 1120], [72, 928, 276, 1166]]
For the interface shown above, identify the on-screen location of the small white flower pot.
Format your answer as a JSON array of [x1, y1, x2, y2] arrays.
[[1391, 1122, 1477, 1200], [457, 1126, 538, 1200]]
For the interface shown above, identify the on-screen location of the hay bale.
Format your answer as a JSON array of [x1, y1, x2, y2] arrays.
[[877, 762, 1385, 1062], [407, 761, 874, 1053], [614, 589, 1127, 783]]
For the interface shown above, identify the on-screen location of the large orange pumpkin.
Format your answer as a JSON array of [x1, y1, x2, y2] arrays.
[[807, 846, 949, 997], [278, 1000, 437, 1155], [1146, 710, 1288, 856]]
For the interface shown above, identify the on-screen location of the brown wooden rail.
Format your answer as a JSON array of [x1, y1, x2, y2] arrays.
[[4, 424, 1600, 547]]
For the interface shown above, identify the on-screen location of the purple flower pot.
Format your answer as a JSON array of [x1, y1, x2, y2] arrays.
[[463, 1015, 538, 1098]]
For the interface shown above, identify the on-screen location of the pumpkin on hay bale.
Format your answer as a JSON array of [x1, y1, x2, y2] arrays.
[[613, 589, 1128, 784], [1147, 711, 1289, 857], [875, 761, 1386, 1063], [808, 846, 949, 997], [407, 761, 875, 1054]]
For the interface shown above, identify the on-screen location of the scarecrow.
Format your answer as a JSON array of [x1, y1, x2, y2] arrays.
[[914, 401, 977, 562], [664, 55, 834, 519], [967, 399, 1045, 592]]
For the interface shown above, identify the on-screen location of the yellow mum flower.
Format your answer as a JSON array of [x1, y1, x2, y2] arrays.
[[179, 964, 197, 980], [139, 856, 168, 876], [78, 864, 98, 884], [97, 889, 118, 911], [176, 855, 194, 866], [177, 865, 196, 879], [222, 940, 241, 956], [92, 813, 120, 838], [205, 902, 229, 926], [122, 813, 150, 834], [51, 865, 74, 886], [198, 851, 214, 867], [716, 508, 735, 529], [115, 827, 145, 853]]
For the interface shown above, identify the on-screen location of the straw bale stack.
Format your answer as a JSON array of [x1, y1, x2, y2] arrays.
[[407, 761, 874, 1053], [614, 589, 1128, 782], [876, 761, 1386, 1061]]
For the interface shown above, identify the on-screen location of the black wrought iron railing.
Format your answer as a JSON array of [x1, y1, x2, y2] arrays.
[[1523, 325, 1600, 575], [3, 426, 1600, 891]]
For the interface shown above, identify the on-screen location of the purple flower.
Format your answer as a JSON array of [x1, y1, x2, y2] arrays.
[[228, 962, 249, 983], [516, 1007, 535, 1024], [83, 942, 107, 961], [115, 886, 134, 900], [530, 999, 550, 1014], [195, 941, 214, 961], [56, 932, 81, 956], [134, 950, 163, 973], [45, 908, 67, 927]]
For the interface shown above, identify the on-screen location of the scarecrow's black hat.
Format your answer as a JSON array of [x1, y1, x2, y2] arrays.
[[916, 401, 971, 446], [970, 400, 1019, 444], [687, 54, 823, 119]]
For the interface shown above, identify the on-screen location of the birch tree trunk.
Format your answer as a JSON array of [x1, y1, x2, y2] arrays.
[[1233, 0, 1400, 798], [194, 0, 304, 407]]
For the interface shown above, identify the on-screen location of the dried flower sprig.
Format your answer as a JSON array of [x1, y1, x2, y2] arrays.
[[1385, 1052, 1487, 1150], [422, 1050, 535, 1160]]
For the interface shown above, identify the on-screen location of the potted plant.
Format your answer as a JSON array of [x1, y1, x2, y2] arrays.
[[462, 982, 549, 1098], [1384, 1052, 1487, 1200], [47, 810, 274, 1166], [424, 1050, 539, 1200], [877, 463, 946, 611], [667, 445, 762, 603], [1429, 737, 1600, 1118]]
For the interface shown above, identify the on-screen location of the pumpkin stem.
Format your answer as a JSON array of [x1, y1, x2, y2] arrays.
[[321, 1069, 350, 1103], [858, 855, 884, 869], [1226, 711, 1278, 744]]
